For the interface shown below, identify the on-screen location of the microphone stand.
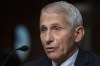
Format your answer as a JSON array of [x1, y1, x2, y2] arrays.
[[1, 46, 29, 66], [1, 49, 17, 66]]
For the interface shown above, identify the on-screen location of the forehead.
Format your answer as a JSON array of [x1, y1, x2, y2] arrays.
[[40, 12, 67, 26]]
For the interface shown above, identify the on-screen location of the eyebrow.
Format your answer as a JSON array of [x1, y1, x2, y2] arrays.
[[51, 23, 61, 27], [40, 25, 47, 29]]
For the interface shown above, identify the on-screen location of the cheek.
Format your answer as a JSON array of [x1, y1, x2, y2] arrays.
[[58, 39, 68, 54], [40, 34, 46, 42], [54, 36, 66, 55], [56, 33, 75, 53], [40, 34, 45, 46]]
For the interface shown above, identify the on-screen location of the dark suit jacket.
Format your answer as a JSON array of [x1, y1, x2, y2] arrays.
[[22, 49, 100, 66]]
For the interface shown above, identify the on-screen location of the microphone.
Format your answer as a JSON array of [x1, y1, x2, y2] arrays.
[[1, 45, 29, 66], [16, 45, 29, 51]]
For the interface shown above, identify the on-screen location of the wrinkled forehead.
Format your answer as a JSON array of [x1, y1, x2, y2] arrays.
[[40, 12, 67, 26], [39, 12, 72, 30]]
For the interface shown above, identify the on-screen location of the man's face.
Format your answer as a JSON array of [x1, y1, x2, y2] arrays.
[[40, 12, 77, 60]]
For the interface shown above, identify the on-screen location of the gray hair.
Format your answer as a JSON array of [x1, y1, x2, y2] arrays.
[[41, 1, 83, 29]]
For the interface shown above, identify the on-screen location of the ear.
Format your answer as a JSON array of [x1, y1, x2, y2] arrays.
[[74, 26, 85, 43]]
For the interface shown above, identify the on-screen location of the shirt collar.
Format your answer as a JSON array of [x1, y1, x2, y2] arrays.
[[52, 49, 79, 66]]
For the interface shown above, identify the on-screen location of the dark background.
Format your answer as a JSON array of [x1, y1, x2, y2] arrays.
[[0, 0, 100, 66]]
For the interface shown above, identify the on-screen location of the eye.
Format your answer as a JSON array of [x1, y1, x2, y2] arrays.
[[52, 26, 61, 31], [40, 26, 47, 32]]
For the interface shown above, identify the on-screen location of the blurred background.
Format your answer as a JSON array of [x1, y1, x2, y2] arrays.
[[0, 0, 100, 66]]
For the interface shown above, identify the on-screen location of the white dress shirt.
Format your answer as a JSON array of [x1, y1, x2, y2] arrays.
[[52, 49, 79, 66]]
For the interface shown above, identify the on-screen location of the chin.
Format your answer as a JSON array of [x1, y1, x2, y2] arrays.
[[47, 53, 60, 60]]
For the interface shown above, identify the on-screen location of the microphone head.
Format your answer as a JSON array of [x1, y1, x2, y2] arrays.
[[17, 46, 29, 51]]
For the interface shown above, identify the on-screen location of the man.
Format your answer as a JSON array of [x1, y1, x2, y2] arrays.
[[22, 1, 100, 66]]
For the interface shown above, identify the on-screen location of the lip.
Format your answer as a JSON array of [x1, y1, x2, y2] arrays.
[[45, 47, 56, 52]]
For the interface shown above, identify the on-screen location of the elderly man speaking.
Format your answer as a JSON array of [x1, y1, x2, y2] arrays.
[[22, 1, 100, 66]]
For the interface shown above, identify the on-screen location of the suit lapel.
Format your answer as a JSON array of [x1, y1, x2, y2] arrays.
[[43, 61, 52, 66], [42, 56, 52, 66], [74, 49, 90, 66]]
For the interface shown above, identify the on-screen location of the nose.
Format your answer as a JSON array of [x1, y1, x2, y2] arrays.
[[45, 30, 54, 45]]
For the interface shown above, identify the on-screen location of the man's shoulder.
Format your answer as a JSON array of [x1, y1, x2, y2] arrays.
[[82, 49, 100, 61], [21, 56, 52, 66], [88, 51, 100, 65], [76, 49, 100, 66]]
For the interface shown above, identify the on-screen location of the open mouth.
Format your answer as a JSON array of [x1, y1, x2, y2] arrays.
[[46, 47, 56, 52]]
